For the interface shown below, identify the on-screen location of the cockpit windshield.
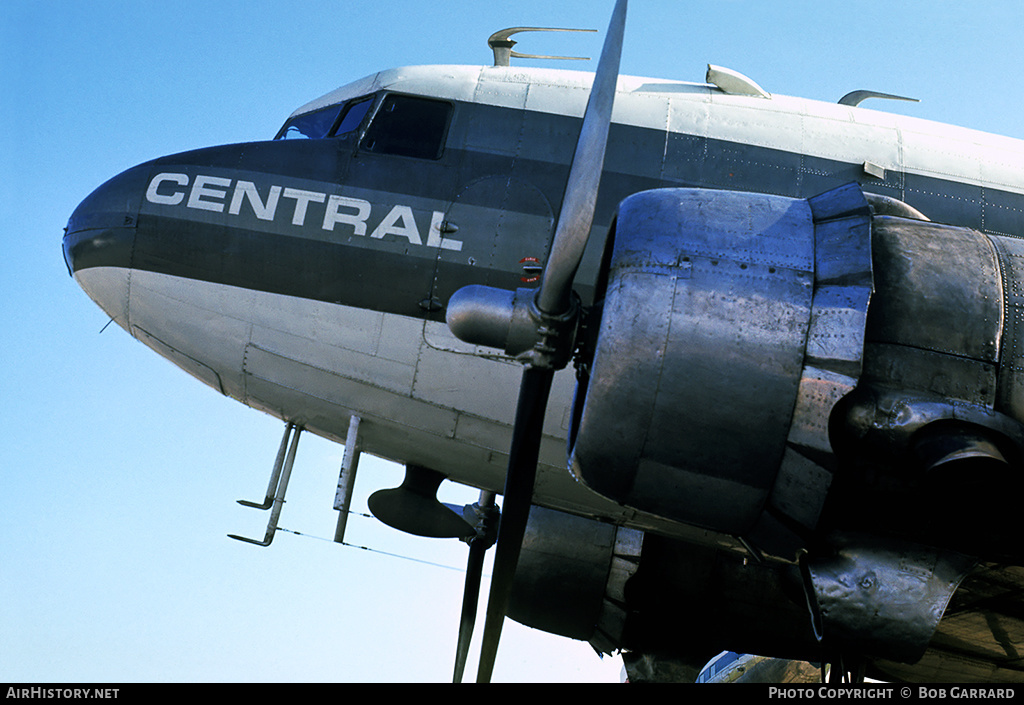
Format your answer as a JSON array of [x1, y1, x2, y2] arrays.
[[274, 96, 374, 140], [275, 104, 341, 140], [335, 98, 373, 137]]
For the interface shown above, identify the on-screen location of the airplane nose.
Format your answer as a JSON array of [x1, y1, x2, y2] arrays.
[[63, 163, 149, 324]]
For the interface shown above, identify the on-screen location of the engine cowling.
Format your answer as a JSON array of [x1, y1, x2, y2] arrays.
[[506, 504, 822, 670], [569, 184, 1024, 563], [569, 184, 874, 558], [520, 184, 1024, 670]]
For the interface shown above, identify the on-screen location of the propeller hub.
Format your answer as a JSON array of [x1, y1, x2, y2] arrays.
[[446, 284, 581, 369]]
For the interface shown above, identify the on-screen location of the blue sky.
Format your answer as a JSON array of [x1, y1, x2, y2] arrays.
[[3, 0, 1023, 683]]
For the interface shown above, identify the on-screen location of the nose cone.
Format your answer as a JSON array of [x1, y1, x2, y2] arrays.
[[63, 163, 149, 324]]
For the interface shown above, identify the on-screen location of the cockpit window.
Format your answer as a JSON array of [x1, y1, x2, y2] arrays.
[[274, 96, 375, 141], [275, 104, 342, 140], [361, 94, 452, 160], [334, 97, 373, 137]]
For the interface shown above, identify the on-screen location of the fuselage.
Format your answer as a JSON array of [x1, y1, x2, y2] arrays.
[[63, 63, 1024, 538]]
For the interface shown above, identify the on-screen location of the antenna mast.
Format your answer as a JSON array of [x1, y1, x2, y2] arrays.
[[488, 27, 596, 67]]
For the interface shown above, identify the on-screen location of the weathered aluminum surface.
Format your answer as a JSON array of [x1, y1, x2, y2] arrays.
[[572, 185, 874, 550], [506, 505, 618, 641], [837, 387, 1024, 459], [817, 213, 1024, 571], [871, 563, 1024, 682], [867, 217, 1004, 363], [864, 192, 930, 220], [590, 525, 644, 655], [749, 186, 874, 557], [445, 285, 544, 356], [787, 187, 873, 446], [67, 26, 1024, 679], [571, 187, 816, 534], [802, 534, 976, 664], [837, 215, 1024, 465], [863, 344, 999, 407], [706, 64, 771, 99], [445, 284, 519, 351], [991, 234, 1024, 422]]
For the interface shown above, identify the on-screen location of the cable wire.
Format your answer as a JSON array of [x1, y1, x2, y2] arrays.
[[276, 526, 484, 575]]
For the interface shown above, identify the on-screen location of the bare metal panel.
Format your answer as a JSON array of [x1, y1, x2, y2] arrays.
[[757, 186, 874, 555], [132, 325, 225, 395], [803, 534, 976, 664], [992, 235, 1024, 423], [879, 563, 1024, 682], [572, 185, 876, 555], [242, 343, 458, 439], [867, 217, 1004, 363], [863, 343, 998, 407], [571, 188, 815, 535], [128, 269, 252, 400], [72, 267, 130, 329]]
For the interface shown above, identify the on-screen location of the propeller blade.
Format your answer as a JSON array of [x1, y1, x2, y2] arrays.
[[452, 537, 487, 682], [476, 367, 554, 682], [452, 492, 497, 683], [536, 0, 627, 318], [472, 0, 627, 682]]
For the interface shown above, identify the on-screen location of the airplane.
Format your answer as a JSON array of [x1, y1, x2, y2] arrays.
[[62, 0, 1024, 683]]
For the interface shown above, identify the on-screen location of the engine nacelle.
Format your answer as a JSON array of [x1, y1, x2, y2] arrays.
[[569, 185, 874, 558], [507, 505, 642, 651], [506, 505, 821, 666], [569, 184, 1024, 562], [524, 185, 1024, 669]]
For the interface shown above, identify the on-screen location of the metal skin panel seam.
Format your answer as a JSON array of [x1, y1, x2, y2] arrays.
[[571, 189, 816, 536]]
